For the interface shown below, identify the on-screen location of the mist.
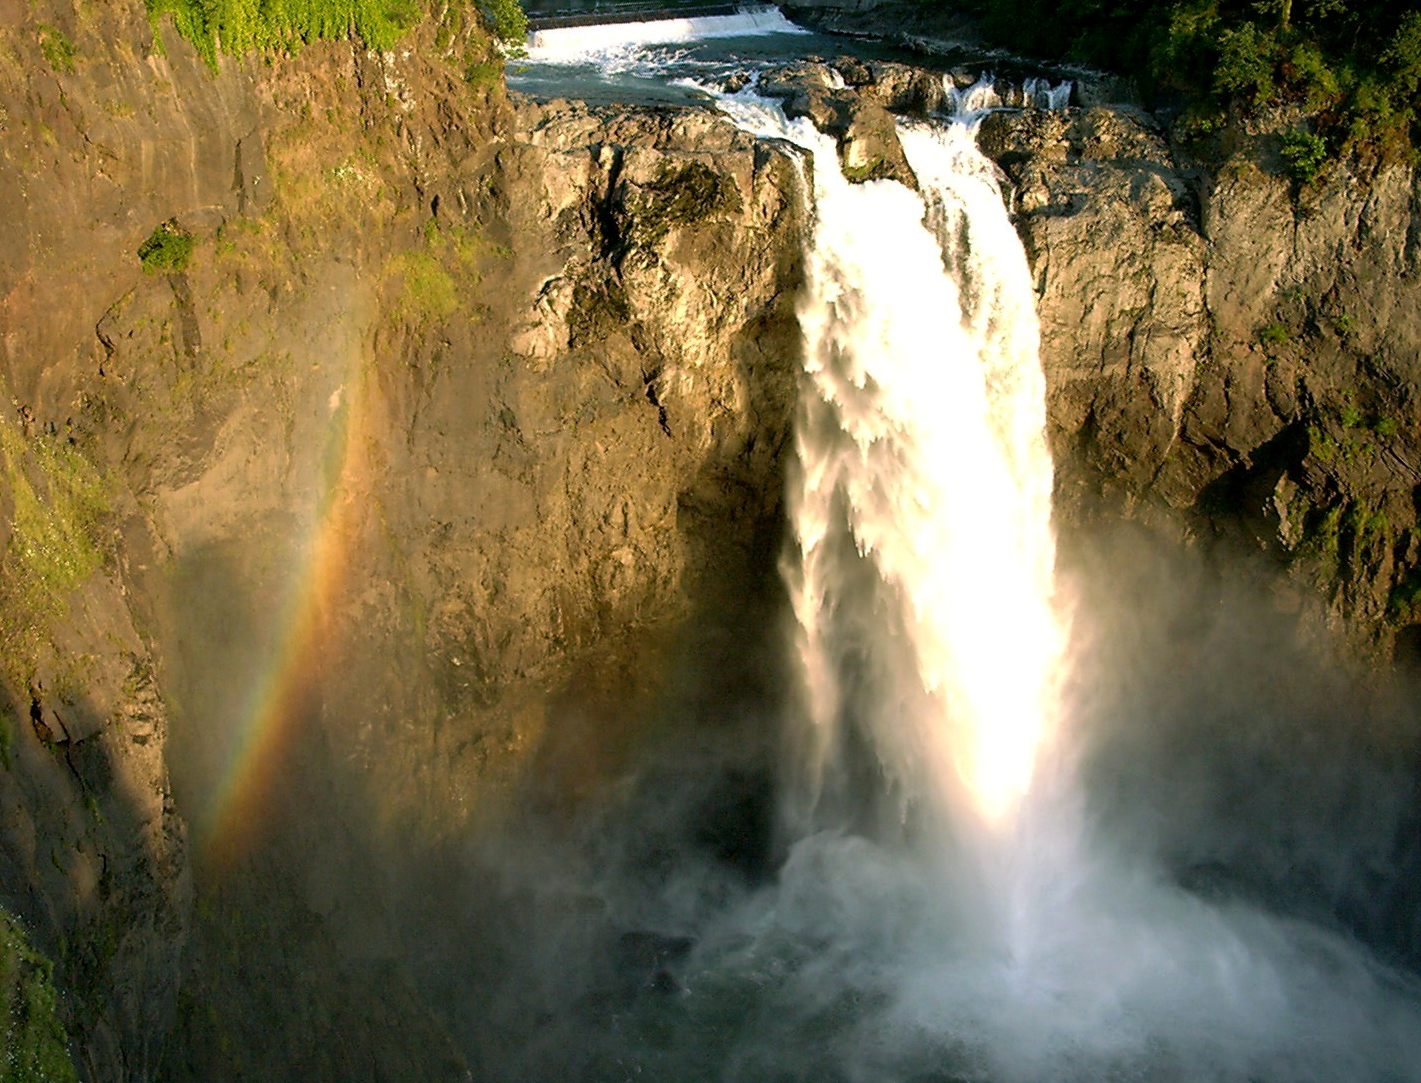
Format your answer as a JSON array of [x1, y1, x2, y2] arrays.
[[387, 518, 1416, 1083]]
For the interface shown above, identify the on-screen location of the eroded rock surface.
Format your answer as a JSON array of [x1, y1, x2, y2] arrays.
[[0, 4, 802, 1078], [979, 105, 1421, 659]]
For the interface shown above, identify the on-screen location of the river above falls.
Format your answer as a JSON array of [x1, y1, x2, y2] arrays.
[[505, 5, 1058, 108]]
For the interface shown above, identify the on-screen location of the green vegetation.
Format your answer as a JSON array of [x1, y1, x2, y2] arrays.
[[385, 221, 498, 325], [0, 420, 111, 688], [389, 250, 458, 324], [137, 220, 194, 275], [1299, 502, 1342, 572], [948, 1, 1421, 160], [1, 908, 78, 1083], [482, 0, 527, 45], [1259, 321, 1290, 344], [146, 0, 422, 64], [1390, 547, 1421, 621], [36, 24, 76, 74], [146, 0, 527, 67], [1278, 128, 1329, 182]]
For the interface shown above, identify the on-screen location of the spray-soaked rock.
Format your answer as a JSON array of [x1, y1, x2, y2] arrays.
[[758, 62, 918, 188]]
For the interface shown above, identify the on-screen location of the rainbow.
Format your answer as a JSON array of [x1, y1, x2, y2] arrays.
[[193, 347, 374, 867]]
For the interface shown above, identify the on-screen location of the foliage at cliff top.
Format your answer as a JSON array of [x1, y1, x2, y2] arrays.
[[1, 908, 78, 1083], [146, 0, 527, 66], [953, 1, 1421, 157]]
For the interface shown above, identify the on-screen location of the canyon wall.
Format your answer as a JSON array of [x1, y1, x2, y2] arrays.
[[0, 3, 801, 1077], [2, 1, 1420, 1076], [981, 106, 1421, 661]]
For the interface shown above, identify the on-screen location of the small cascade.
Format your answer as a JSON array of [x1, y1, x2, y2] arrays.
[[527, 3, 804, 60], [943, 72, 1073, 117], [944, 73, 1002, 117], [1023, 75, 1074, 110]]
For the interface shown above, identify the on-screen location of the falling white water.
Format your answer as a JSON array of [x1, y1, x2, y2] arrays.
[[944, 73, 1073, 116], [1022, 75, 1074, 110], [943, 73, 1003, 116], [716, 95, 1067, 853]]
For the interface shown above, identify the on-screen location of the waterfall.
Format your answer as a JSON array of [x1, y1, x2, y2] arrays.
[[718, 96, 1065, 831], [943, 73, 1074, 117], [710, 94, 1076, 964], [943, 73, 1003, 116], [703, 97, 1421, 1081]]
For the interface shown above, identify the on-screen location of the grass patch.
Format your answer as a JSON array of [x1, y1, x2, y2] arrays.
[[388, 250, 458, 324], [36, 24, 76, 74], [1, 908, 78, 1083], [1259, 322, 1289, 346], [147, 0, 527, 67], [147, 0, 422, 67], [137, 220, 194, 275], [0, 420, 111, 688], [385, 220, 501, 326]]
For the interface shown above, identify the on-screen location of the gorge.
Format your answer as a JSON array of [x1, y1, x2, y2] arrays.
[[2, 2, 1421, 1080]]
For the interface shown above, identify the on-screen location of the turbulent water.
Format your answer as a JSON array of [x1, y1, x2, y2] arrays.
[[498, 13, 1421, 1081]]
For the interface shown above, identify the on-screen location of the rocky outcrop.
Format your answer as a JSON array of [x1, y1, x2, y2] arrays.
[[756, 61, 920, 186], [978, 105, 1421, 660]]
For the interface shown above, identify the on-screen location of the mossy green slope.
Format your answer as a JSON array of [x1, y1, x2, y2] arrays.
[[146, 0, 526, 66], [1, 909, 77, 1083]]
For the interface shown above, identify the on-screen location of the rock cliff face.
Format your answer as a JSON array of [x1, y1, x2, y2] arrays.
[[0, 3, 801, 1077], [978, 105, 1421, 660], [3, 1, 1421, 1076]]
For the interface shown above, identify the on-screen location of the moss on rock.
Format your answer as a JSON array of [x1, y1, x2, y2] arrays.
[[1, 908, 77, 1083]]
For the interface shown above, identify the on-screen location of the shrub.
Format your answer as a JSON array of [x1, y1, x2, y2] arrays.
[[137, 220, 195, 274], [1279, 129, 1328, 182], [482, 0, 527, 45], [1259, 322, 1290, 345], [1215, 22, 1278, 102]]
